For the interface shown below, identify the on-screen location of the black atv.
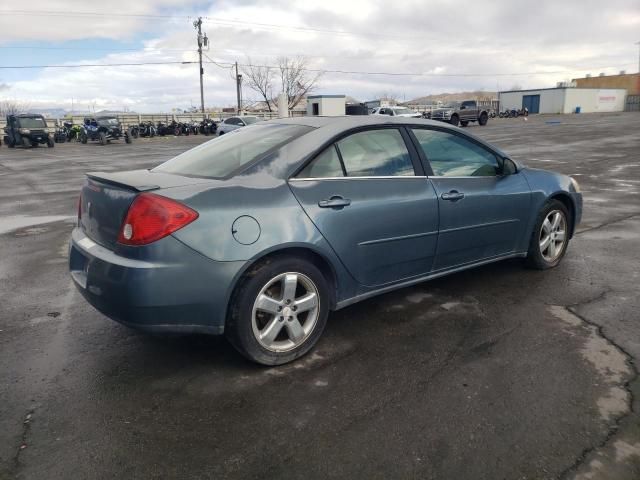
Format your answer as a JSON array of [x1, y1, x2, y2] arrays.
[[3, 114, 55, 148], [80, 116, 131, 145]]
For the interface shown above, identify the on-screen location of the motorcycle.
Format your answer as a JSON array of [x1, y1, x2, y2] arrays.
[[199, 119, 217, 135]]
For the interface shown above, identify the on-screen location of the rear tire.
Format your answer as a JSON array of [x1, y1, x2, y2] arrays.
[[226, 256, 330, 366], [525, 199, 571, 270], [47, 138, 54, 148], [479, 112, 488, 126], [81, 133, 88, 144]]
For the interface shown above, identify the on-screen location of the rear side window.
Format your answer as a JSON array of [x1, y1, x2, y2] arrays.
[[154, 124, 312, 179], [337, 129, 414, 177], [297, 145, 344, 178]]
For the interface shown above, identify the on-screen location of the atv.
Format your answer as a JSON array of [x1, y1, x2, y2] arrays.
[[80, 116, 131, 145], [3, 114, 55, 148]]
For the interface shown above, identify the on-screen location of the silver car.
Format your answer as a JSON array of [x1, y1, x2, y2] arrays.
[[217, 116, 260, 136]]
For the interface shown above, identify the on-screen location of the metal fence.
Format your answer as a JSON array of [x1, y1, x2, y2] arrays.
[[625, 95, 640, 112], [0, 110, 306, 130]]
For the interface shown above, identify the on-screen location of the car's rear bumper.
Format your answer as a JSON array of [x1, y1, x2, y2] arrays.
[[69, 227, 246, 335]]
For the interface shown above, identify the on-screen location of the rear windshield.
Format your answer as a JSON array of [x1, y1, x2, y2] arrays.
[[153, 123, 312, 178], [17, 117, 47, 128]]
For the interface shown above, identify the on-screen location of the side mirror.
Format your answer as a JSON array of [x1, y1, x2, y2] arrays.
[[501, 157, 518, 175]]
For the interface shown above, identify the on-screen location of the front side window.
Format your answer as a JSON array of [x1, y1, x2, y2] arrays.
[[412, 129, 500, 177], [243, 117, 259, 125], [337, 129, 414, 177], [154, 124, 312, 178]]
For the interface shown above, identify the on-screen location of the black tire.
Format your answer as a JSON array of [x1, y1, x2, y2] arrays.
[[226, 256, 330, 366], [22, 137, 31, 148], [81, 133, 88, 144], [449, 114, 459, 126], [460, 120, 469, 127], [479, 112, 488, 126], [47, 138, 54, 148], [525, 199, 571, 270], [125, 134, 132, 144], [7, 137, 15, 148], [99, 132, 107, 146]]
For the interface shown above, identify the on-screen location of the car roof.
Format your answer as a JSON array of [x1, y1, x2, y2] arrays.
[[267, 115, 446, 130]]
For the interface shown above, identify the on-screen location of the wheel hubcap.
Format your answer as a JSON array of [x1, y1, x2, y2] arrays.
[[251, 272, 320, 353], [539, 210, 567, 262]]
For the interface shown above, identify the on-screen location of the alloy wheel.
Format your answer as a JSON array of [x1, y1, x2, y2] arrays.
[[251, 272, 320, 353], [539, 210, 567, 262]]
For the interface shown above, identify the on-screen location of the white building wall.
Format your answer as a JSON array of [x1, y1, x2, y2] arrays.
[[563, 88, 626, 113], [499, 88, 627, 114], [499, 89, 566, 114], [307, 96, 346, 116]]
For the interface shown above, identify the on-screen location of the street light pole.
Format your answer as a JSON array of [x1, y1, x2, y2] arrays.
[[194, 17, 206, 119]]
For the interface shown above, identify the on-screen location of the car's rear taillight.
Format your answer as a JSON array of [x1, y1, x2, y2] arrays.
[[117, 193, 198, 246]]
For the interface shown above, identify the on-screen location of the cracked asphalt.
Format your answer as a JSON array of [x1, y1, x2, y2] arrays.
[[1, 113, 639, 479]]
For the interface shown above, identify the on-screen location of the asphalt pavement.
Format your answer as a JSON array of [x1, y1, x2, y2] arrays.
[[1, 113, 639, 479]]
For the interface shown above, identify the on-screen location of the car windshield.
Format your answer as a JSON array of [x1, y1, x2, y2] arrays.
[[97, 118, 119, 126], [392, 108, 413, 115], [443, 103, 459, 109], [17, 117, 47, 128], [242, 117, 259, 125], [153, 123, 313, 178]]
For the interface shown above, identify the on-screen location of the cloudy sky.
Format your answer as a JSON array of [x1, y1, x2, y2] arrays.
[[0, 0, 638, 112]]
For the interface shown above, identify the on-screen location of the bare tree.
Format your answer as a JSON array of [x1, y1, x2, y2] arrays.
[[241, 56, 321, 112], [241, 58, 275, 112], [277, 56, 322, 110], [0, 98, 31, 116]]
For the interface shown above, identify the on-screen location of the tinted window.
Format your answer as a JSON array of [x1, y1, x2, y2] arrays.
[[16, 117, 47, 128], [297, 145, 344, 178], [243, 117, 259, 125], [224, 118, 239, 125], [337, 129, 414, 177], [412, 129, 499, 177], [154, 124, 312, 178]]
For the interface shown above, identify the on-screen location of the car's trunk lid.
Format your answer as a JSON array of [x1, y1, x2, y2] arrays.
[[80, 169, 212, 248]]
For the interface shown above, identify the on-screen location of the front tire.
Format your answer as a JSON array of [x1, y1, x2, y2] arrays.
[[526, 200, 571, 270], [449, 115, 459, 126], [479, 112, 488, 126], [226, 257, 330, 365], [47, 138, 54, 148], [99, 132, 107, 145]]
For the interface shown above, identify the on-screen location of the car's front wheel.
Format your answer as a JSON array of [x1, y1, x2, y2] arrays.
[[226, 257, 330, 365], [526, 199, 571, 269], [449, 114, 459, 126]]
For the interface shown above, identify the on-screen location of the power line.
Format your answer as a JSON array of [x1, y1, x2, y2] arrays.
[[1, 59, 634, 78], [0, 45, 195, 52]]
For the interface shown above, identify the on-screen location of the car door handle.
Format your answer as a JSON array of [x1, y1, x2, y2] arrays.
[[441, 191, 465, 201], [318, 196, 351, 208]]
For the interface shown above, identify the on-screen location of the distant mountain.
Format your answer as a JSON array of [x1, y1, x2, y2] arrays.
[[404, 91, 497, 105]]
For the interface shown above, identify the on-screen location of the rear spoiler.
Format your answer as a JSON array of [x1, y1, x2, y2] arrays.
[[86, 171, 160, 192]]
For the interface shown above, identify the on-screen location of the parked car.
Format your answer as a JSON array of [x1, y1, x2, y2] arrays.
[[3, 114, 55, 148], [217, 116, 260, 135], [431, 100, 489, 127], [69, 116, 582, 365], [81, 116, 131, 145], [371, 106, 422, 118]]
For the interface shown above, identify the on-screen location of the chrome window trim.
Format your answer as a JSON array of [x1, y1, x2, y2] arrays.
[[289, 175, 428, 181]]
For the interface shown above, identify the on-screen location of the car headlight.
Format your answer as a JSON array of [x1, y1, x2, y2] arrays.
[[19, 128, 31, 134], [570, 177, 581, 193]]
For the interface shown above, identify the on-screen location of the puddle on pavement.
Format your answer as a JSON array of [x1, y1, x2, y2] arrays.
[[549, 305, 632, 421]]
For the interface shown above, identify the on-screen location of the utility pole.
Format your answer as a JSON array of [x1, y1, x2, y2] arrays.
[[636, 41, 640, 73], [193, 17, 207, 119], [235, 61, 242, 114]]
